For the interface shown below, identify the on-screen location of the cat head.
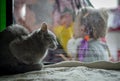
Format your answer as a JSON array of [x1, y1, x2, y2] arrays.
[[36, 23, 58, 50]]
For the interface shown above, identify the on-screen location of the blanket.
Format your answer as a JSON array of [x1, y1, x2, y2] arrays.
[[0, 61, 120, 81]]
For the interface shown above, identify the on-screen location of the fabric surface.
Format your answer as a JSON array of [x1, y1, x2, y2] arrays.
[[80, 39, 109, 62], [0, 61, 120, 81]]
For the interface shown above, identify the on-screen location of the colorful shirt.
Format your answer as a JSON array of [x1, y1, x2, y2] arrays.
[[67, 38, 83, 60], [78, 39, 109, 62], [54, 23, 74, 53]]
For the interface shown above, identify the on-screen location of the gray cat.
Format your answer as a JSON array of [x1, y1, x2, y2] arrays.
[[0, 23, 57, 76]]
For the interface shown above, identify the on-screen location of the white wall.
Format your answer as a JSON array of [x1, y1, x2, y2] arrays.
[[106, 31, 120, 61]]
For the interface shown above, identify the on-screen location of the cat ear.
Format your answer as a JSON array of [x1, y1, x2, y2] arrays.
[[41, 22, 47, 32]]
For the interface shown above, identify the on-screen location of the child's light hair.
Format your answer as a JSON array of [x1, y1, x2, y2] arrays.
[[74, 7, 108, 39]]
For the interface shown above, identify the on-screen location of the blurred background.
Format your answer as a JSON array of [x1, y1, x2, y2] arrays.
[[13, 0, 120, 63]]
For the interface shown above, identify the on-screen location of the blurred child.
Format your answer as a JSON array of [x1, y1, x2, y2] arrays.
[[76, 7, 110, 62], [53, 9, 74, 54]]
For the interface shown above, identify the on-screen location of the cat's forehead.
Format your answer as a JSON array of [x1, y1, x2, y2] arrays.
[[48, 30, 56, 37]]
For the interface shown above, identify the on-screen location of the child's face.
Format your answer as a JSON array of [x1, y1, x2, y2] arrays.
[[60, 13, 72, 26], [60, 16, 66, 25], [79, 25, 87, 37]]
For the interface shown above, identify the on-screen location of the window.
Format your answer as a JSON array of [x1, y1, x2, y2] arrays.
[[90, 0, 118, 9]]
